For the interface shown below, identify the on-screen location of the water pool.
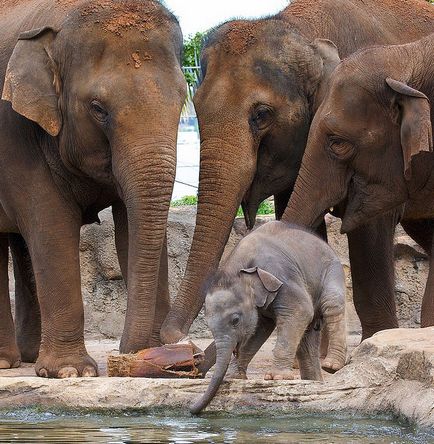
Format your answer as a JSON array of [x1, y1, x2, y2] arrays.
[[0, 411, 432, 443]]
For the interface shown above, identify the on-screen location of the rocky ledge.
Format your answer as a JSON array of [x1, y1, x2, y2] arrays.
[[0, 328, 433, 428]]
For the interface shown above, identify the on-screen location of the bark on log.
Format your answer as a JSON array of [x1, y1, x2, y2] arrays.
[[108, 344, 204, 378]]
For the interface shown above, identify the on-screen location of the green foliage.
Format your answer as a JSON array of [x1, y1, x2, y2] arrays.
[[171, 195, 198, 206], [183, 32, 204, 67], [182, 32, 204, 89], [171, 195, 275, 217], [236, 200, 275, 217]]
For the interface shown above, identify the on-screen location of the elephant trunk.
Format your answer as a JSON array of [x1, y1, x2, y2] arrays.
[[161, 136, 256, 344], [190, 338, 236, 414], [113, 134, 176, 353], [282, 132, 348, 229]]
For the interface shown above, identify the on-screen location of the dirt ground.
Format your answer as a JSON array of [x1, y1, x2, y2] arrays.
[[3, 331, 362, 381]]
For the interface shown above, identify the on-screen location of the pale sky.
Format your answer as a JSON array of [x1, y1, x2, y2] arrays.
[[163, 0, 290, 37]]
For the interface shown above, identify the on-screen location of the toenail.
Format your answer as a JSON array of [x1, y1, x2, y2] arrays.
[[39, 368, 49, 377], [58, 367, 79, 378], [82, 366, 97, 377], [0, 360, 10, 369]]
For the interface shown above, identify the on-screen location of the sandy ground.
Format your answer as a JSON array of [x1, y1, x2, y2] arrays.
[[2, 331, 362, 380]]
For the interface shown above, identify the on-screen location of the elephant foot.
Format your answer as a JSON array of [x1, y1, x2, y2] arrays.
[[264, 368, 297, 380], [321, 355, 345, 374], [0, 347, 21, 369], [35, 351, 98, 378], [226, 370, 247, 380], [226, 360, 247, 379]]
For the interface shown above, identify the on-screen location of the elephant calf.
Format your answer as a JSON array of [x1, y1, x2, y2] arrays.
[[191, 221, 347, 414]]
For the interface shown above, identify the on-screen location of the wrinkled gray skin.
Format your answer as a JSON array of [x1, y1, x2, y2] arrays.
[[191, 221, 346, 414]]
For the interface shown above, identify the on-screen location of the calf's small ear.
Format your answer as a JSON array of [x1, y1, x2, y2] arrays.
[[241, 267, 283, 309], [386, 78, 433, 180], [2, 26, 62, 136]]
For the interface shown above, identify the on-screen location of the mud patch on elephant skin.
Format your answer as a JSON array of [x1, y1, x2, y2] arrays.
[[131, 51, 151, 68], [220, 22, 258, 55], [58, 0, 175, 37]]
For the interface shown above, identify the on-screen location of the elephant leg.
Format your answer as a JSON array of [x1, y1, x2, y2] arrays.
[[320, 263, 347, 373], [274, 189, 293, 220], [400, 219, 433, 255], [24, 210, 97, 378], [265, 285, 313, 380], [0, 235, 20, 369], [9, 234, 41, 363], [347, 214, 399, 340], [421, 239, 434, 327], [401, 219, 434, 327], [296, 324, 322, 381], [227, 315, 275, 379], [113, 201, 169, 348], [150, 233, 170, 347]]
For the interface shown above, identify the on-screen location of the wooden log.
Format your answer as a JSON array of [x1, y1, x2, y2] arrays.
[[107, 343, 205, 378]]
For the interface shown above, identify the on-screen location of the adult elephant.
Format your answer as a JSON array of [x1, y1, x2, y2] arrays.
[[284, 34, 434, 326], [161, 0, 434, 346], [0, 0, 186, 377]]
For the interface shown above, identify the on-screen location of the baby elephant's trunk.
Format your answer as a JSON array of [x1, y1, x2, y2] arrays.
[[190, 339, 235, 414]]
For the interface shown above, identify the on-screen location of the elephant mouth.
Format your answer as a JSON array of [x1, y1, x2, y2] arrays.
[[233, 343, 240, 359]]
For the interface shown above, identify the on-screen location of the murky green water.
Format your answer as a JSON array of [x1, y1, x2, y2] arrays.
[[0, 412, 432, 443]]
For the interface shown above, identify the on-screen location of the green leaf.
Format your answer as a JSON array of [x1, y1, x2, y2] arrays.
[[171, 195, 198, 207]]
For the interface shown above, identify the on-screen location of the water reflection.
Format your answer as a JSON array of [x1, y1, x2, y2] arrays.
[[0, 412, 432, 444]]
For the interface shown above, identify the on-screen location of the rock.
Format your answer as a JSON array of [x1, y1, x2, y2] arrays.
[[354, 328, 434, 384], [1, 328, 433, 427], [79, 208, 127, 339]]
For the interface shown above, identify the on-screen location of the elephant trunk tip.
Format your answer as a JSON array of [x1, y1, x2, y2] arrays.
[[189, 400, 205, 415], [160, 321, 187, 345]]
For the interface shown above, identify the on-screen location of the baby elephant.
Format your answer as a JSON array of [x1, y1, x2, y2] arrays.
[[191, 221, 346, 414]]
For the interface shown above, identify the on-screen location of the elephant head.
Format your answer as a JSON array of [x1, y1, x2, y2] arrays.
[[2, 1, 186, 352], [190, 267, 281, 414], [161, 17, 339, 344], [284, 40, 433, 233]]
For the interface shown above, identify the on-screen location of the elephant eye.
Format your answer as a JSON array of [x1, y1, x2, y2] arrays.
[[251, 105, 274, 131], [231, 314, 241, 327], [329, 139, 355, 161], [90, 99, 108, 123]]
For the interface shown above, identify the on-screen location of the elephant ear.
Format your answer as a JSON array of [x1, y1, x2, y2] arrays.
[[2, 26, 62, 136], [310, 39, 341, 108], [386, 78, 433, 180], [241, 267, 283, 309]]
